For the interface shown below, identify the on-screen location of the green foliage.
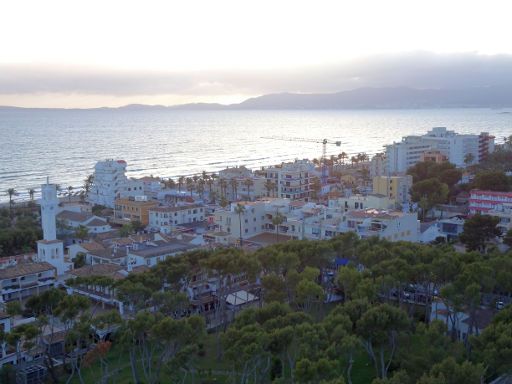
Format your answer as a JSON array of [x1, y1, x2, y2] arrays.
[[473, 170, 511, 191], [92, 204, 107, 216], [72, 252, 87, 268], [410, 178, 449, 210], [130, 219, 145, 233], [119, 223, 133, 237], [504, 229, 512, 247], [407, 161, 458, 184], [459, 214, 501, 252], [74, 224, 89, 240]]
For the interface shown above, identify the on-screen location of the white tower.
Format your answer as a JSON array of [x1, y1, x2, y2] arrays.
[[37, 177, 68, 275]]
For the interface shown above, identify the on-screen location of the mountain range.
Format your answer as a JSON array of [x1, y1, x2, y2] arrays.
[[2, 86, 512, 110]]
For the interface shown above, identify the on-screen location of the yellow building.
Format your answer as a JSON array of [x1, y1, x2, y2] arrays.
[[113, 197, 157, 225], [372, 175, 413, 203]]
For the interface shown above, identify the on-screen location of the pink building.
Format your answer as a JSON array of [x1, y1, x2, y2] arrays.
[[469, 189, 512, 216]]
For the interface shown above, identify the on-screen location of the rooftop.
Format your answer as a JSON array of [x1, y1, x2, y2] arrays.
[[71, 264, 125, 280], [56, 210, 92, 223], [0, 262, 55, 280], [129, 241, 196, 258], [347, 208, 404, 220]]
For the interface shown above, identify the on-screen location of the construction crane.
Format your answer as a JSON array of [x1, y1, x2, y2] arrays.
[[261, 136, 342, 184]]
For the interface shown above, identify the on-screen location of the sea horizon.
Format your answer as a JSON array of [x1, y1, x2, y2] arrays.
[[1, 107, 510, 203]]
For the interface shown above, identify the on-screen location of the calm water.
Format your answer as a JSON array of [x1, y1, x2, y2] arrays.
[[1, 108, 511, 202]]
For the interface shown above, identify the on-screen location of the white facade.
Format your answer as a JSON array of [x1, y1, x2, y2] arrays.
[[385, 127, 495, 173], [148, 205, 205, 234], [264, 159, 315, 200], [37, 180, 69, 275], [88, 160, 145, 208], [370, 154, 385, 180]]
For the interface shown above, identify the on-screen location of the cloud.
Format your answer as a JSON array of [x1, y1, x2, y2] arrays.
[[1, 52, 512, 103]]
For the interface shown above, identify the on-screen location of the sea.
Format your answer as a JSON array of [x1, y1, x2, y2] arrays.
[[1, 108, 511, 203]]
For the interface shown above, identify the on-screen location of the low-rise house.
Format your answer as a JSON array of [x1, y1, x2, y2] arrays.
[[127, 240, 198, 268], [148, 204, 205, 234], [0, 262, 56, 303], [329, 193, 395, 211], [56, 210, 111, 234]]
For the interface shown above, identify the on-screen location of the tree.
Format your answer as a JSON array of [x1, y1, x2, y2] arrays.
[[418, 357, 484, 384], [28, 188, 35, 201], [234, 203, 245, 247], [474, 170, 510, 192], [244, 178, 254, 200], [409, 178, 449, 214], [355, 304, 410, 379], [131, 219, 145, 233], [229, 178, 238, 200], [272, 210, 285, 242], [7, 188, 16, 210], [74, 225, 89, 241], [67, 185, 73, 201], [459, 214, 501, 252], [265, 179, 275, 197], [219, 195, 228, 208], [72, 252, 86, 268], [464, 153, 475, 167], [178, 176, 185, 193], [120, 223, 133, 237]]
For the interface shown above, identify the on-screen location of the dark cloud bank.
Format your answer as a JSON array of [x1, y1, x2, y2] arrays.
[[2, 52, 512, 108]]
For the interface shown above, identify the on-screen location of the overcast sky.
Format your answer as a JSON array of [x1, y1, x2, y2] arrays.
[[2, 0, 512, 108]]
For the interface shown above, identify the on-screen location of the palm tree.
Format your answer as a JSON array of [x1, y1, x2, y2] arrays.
[[202, 170, 208, 181], [264, 180, 275, 198], [271, 210, 285, 243], [234, 203, 245, 247], [7, 188, 16, 210], [209, 190, 218, 203], [350, 156, 357, 167], [67, 186, 73, 201], [166, 178, 176, 190], [219, 178, 227, 198], [244, 179, 254, 200], [229, 179, 238, 201], [178, 176, 185, 193], [206, 176, 214, 195], [185, 177, 194, 196], [28, 188, 35, 201], [83, 174, 94, 194], [197, 179, 205, 200]]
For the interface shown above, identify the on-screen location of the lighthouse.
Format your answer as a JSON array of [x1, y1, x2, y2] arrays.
[[37, 177, 67, 275]]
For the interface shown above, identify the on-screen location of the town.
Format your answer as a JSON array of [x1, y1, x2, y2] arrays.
[[1, 127, 512, 384]]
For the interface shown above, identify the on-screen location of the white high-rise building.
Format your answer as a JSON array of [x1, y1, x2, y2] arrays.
[[385, 127, 495, 174], [88, 159, 144, 208], [37, 178, 69, 275]]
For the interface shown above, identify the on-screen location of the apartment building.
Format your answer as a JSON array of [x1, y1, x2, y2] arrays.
[[373, 175, 413, 203], [469, 189, 512, 233], [264, 159, 315, 200], [148, 204, 205, 234], [127, 241, 198, 268], [215, 166, 266, 201], [0, 262, 56, 303], [88, 159, 145, 208], [329, 194, 394, 212], [113, 197, 158, 225], [385, 127, 494, 173]]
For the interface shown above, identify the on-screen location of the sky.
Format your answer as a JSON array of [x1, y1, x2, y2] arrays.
[[1, 0, 512, 108]]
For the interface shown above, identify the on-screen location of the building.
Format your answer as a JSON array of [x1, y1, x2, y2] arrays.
[[372, 175, 413, 204], [370, 154, 385, 180], [88, 159, 145, 208], [37, 179, 72, 275], [215, 166, 266, 201], [148, 204, 205, 234], [264, 159, 315, 200], [132, 176, 163, 200], [469, 189, 512, 216], [469, 189, 512, 233], [329, 194, 394, 212], [113, 197, 158, 225], [420, 149, 448, 163], [0, 261, 56, 303], [127, 240, 197, 268], [56, 210, 111, 234], [385, 127, 495, 173]]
